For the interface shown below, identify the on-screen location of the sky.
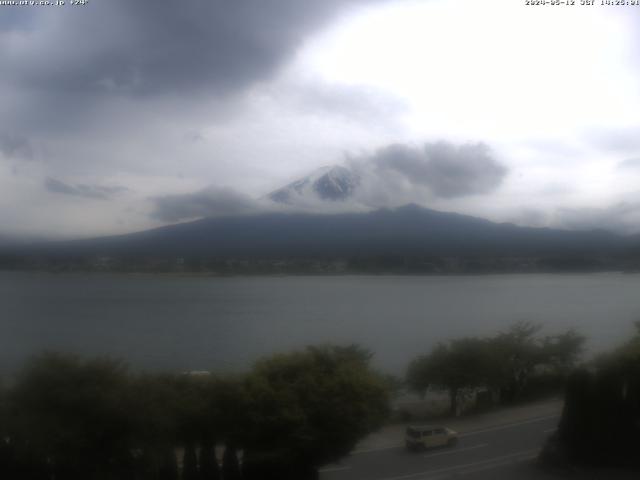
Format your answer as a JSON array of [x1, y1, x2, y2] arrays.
[[1, 0, 640, 239]]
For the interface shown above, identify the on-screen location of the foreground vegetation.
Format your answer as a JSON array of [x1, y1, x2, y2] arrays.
[[542, 323, 640, 469], [406, 322, 585, 415], [2, 321, 638, 478], [0, 345, 390, 480]]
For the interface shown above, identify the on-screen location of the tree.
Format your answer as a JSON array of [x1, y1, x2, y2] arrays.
[[9, 352, 134, 480], [406, 338, 492, 416], [489, 321, 544, 403], [198, 444, 220, 480], [543, 324, 640, 468], [241, 345, 390, 479], [406, 356, 432, 399], [183, 443, 199, 480], [540, 329, 585, 376], [406, 322, 586, 411], [491, 322, 585, 402], [222, 445, 241, 480], [127, 373, 184, 479]]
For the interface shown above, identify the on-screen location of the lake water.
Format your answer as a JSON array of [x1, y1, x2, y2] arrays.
[[1, 272, 639, 376]]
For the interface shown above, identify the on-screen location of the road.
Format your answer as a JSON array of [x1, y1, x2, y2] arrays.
[[320, 411, 560, 480]]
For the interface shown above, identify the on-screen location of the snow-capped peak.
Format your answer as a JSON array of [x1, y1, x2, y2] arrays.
[[268, 165, 360, 205]]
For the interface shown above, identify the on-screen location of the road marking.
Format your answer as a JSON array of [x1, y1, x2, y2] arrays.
[[319, 465, 351, 473], [353, 444, 403, 455], [422, 443, 488, 459], [459, 414, 559, 437], [455, 450, 538, 477], [375, 449, 539, 480]]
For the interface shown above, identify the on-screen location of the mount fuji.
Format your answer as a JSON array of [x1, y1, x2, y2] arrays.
[[267, 165, 360, 205]]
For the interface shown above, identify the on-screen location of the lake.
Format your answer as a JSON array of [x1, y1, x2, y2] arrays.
[[1, 272, 639, 376]]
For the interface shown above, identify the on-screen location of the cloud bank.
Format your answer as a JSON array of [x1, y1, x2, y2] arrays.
[[151, 187, 263, 223], [367, 142, 507, 198], [44, 177, 128, 200], [150, 140, 509, 222]]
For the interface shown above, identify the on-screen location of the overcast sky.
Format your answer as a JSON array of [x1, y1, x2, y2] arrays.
[[1, 0, 640, 238]]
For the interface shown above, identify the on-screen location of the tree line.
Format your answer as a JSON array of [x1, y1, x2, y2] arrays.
[[0, 345, 390, 480], [0, 321, 610, 478], [406, 321, 585, 415]]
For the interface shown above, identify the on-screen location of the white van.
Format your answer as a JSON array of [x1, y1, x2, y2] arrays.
[[405, 425, 458, 451]]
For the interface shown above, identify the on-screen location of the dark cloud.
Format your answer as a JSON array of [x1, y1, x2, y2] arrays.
[[4, 1, 381, 99], [371, 141, 508, 198], [151, 187, 261, 222], [0, 0, 386, 176], [0, 133, 33, 160], [45, 177, 128, 200]]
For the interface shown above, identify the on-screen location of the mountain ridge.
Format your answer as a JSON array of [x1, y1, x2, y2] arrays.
[[6, 204, 632, 260]]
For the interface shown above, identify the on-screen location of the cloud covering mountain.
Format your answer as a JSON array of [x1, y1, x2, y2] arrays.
[[2, 0, 640, 238]]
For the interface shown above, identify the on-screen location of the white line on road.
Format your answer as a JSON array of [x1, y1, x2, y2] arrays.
[[375, 449, 539, 480], [422, 443, 488, 459], [319, 465, 351, 473], [455, 450, 538, 477], [353, 444, 403, 455], [458, 414, 559, 437]]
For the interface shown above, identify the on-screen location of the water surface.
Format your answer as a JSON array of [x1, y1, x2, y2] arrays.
[[1, 272, 638, 375]]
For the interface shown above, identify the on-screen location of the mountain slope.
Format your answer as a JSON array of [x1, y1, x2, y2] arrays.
[[19, 204, 632, 260]]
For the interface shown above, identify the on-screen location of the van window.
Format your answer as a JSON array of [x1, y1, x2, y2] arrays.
[[406, 428, 421, 439]]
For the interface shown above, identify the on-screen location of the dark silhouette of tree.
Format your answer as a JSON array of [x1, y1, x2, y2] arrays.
[[198, 444, 220, 480], [222, 445, 241, 480], [543, 323, 640, 467], [157, 447, 179, 480], [8, 352, 133, 480], [183, 443, 199, 480]]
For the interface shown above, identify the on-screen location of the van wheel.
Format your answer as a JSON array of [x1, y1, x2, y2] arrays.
[[448, 438, 458, 447]]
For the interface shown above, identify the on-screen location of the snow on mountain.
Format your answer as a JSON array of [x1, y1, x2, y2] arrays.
[[267, 165, 360, 205]]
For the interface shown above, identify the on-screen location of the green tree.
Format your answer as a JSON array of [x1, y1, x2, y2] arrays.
[[127, 373, 183, 478], [406, 338, 492, 416], [9, 352, 134, 480], [406, 323, 585, 411], [241, 345, 390, 479], [490, 322, 585, 402], [489, 321, 544, 402]]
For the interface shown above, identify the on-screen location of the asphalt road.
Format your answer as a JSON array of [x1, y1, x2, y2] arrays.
[[319, 414, 560, 480]]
